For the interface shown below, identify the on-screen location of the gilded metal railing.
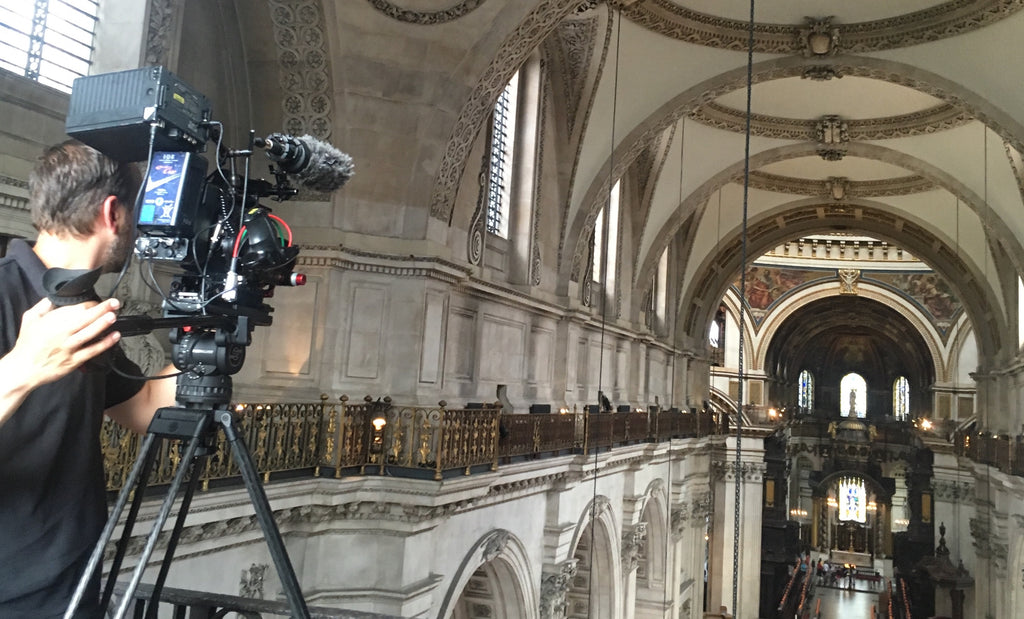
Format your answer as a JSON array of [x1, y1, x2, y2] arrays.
[[103, 400, 330, 492], [102, 398, 723, 492]]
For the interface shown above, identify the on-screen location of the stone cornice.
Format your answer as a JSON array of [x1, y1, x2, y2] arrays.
[[297, 245, 683, 355], [691, 102, 972, 141], [618, 0, 1024, 54]]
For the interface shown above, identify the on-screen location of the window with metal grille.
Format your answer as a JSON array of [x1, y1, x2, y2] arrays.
[[486, 71, 519, 238], [1, 0, 99, 93]]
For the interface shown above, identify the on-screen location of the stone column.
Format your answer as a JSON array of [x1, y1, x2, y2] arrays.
[[621, 522, 648, 619], [706, 440, 765, 619]]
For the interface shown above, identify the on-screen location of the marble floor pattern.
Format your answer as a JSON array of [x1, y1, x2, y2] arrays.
[[812, 586, 881, 618]]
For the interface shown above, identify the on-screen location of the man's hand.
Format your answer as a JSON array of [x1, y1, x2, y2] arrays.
[[0, 297, 122, 428]]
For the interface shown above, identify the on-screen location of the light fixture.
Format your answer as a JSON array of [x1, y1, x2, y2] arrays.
[[372, 415, 387, 432]]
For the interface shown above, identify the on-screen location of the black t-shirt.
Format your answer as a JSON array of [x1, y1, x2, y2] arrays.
[[0, 240, 144, 618]]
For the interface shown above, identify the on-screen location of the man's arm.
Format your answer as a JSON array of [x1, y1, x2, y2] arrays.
[[104, 363, 179, 434], [0, 297, 122, 429]]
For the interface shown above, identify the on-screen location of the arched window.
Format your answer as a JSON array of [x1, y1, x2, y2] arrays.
[[485, 70, 520, 238], [591, 180, 621, 301], [893, 376, 910, 420], [798, 370, 814, 411], [840, 373, 867, 418], [1, 0, 99, 92]]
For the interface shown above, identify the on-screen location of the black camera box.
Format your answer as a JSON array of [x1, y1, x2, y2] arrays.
[[66, 66, 210, 162]]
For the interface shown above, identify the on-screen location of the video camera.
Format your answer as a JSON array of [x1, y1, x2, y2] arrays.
[[64, 66, 352, 391]]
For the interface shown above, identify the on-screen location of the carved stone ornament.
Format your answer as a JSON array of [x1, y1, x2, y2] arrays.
[[838, 268, 860, 295], [540, 559, 578, 619], [691, 490, 712, 521], [827, 176, 849, 201], [482, 529, 512, 563], [621, 522, 649, 572], [269, 0, 333, 140], [800, 17, 840, 57], [712, 460, 766, 482], [803, 66, 844, 81], [816, 115, 849, 161], [468, 113, 493, 266], [670, 506, 687, 538], [144, 0, 183, 67], [239, 563, 268, 599], [365, 0, 488, 25]]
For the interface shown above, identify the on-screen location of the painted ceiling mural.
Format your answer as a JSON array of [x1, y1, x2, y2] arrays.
[[732, 265, 964, 336]]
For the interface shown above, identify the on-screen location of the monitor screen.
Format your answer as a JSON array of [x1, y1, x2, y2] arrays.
[[138, 151, 191, 228]]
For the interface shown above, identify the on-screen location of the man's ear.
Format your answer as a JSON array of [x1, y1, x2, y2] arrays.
[[99, 195, 121, 232]]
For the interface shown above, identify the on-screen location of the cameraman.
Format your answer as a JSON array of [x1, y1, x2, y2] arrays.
[[0, 140, 176, 618]]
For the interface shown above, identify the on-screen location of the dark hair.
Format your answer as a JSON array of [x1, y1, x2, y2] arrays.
[[28, 140, 141, 236]]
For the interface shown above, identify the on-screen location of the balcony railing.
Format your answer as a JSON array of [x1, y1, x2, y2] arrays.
[[101, 397, 721, 492], [951, 428, 1024, 476]]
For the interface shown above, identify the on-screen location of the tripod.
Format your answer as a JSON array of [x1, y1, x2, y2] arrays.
[[65, 370, 312, 619]]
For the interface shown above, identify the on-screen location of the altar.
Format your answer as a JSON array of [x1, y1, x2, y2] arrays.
[[831, 550, 873, 567]]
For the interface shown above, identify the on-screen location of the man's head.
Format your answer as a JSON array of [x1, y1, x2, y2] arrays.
[[29, 140, 141, 271]]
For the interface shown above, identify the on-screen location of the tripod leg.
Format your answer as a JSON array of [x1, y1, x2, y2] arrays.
[[144, 453, 205, 619], [101, 435, 163, 610], [217, 410, 311, 619], [113, 427, 209, 619], [64, 432, 160, 619]]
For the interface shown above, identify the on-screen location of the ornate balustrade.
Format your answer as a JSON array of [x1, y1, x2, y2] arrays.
[[101, 398, 721, 492], [951, 428, 1024, 477]]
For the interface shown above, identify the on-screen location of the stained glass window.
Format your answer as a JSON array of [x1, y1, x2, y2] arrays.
[[838, 477, 866, 523], [893, 376, 909, 420], [798, 370, 813, 411]]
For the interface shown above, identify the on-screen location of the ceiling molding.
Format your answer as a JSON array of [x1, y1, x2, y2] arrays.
[[746, 171, 936, 198], [618, 0, 1024, 54], [364, 0, 487, 24], [690, 101, 973, 141]]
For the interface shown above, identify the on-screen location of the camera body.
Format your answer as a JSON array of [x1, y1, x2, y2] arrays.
[[66, 66, 316, 381]]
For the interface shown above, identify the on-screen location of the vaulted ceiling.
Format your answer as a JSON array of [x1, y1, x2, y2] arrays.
[[298, 1, 1024, 365]]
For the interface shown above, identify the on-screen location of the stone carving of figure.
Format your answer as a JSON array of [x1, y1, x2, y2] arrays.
[[839, 268, 859, 294], [849, 388, 857, 416]]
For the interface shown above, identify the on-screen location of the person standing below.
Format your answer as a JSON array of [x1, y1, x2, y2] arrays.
[[0, 140, 177, 618]]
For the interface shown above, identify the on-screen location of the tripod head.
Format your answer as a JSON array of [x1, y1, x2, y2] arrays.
[[109, 311, 259, 410]]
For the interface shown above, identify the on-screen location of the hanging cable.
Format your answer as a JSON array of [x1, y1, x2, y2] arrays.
[[588, 7, 622, 610], [732, 0, 755, 614], [663, 109, 687, 614]]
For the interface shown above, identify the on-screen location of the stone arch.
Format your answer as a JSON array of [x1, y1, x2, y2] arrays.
[[564, 53, 1024, 293], [672, 195, 1009, 364], [715, 288, 758, 372], [751, 281, 948, 383], [637, 140, 1024, 297], [566, 496, 621, 619], [635, 480, 669, 618], [438, 528, 538, 619]]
